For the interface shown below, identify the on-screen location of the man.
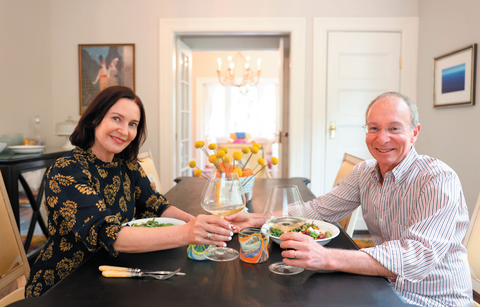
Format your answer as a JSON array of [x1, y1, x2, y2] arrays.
[[227, 92, 473, 306]]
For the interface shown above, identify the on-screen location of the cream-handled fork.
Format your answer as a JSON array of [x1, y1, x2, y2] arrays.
[[99, 265, 186, 276], [102, 267, 181, 280]]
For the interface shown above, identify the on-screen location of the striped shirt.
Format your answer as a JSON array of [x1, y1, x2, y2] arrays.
[[307, 147, 473, 306]]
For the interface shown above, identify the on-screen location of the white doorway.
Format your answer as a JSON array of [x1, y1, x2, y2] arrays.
[[159, 18, 306, 192], [311, 17, 419, 198]]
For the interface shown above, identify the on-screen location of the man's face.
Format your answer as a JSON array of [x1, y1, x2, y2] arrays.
[[365, 96, 420, 177]]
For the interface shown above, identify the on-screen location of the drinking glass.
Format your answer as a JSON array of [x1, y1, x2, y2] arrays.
[[264, 184, 306, 275], [200, 170, 246, 261]]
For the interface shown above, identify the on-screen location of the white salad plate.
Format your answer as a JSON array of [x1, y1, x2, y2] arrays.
[[122, 217, 186, 227], [8, 145, 46, 154], [262, 219, 340, 246]]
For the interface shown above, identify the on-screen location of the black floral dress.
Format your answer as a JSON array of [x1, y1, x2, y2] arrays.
[[25, 147, 170, 297]]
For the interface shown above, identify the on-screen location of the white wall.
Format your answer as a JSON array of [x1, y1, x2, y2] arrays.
[[416, 0, 480, 216], [0, 0, 418, 191], [0, 0, 52, 143]]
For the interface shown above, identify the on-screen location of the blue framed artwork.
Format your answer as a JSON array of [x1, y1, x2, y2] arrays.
[[78, 44, 135, 114], [434, 44, 477, 108]]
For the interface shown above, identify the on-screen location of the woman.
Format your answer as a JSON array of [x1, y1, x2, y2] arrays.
[[25, 86, 233, 297], [107, 58, 119, 87], [92, 61, 108, 91]]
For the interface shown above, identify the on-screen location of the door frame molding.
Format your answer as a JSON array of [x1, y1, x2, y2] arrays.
[[310, 17, 419, 196], [159, 18, 306, 192]]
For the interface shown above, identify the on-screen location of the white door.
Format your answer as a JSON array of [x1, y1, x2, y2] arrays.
[[176, 39, 193, 177], [274, 38, 286, 178], [325, 32, 401, 229]]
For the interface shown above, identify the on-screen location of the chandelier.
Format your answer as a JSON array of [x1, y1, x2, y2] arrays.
[[216, 52, 262, 87]]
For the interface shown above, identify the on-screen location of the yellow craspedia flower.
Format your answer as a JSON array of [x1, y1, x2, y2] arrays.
[[224, 156, 231, 163], [208, 143, 217, 150], [250, 146, 259, 154], [241, 147, 250, 154], [208, 155, 218, 163], [258, 158, 266, 166], [233, 151, 243, 161], [188, 160, 196, 168], [221, 147, 228, 154], [271, 157, 279, 165], [253, 143, 261, 149], [194, 169, 202, 177], [234, 167, 243, 177], [216, 150, 225, 158], [195, 141, 205, 148]]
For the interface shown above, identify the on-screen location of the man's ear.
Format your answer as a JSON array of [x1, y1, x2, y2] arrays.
[[411, 123, 421, 143]]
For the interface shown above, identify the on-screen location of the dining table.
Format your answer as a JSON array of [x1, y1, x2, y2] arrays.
[[9, 177, 414, 307]]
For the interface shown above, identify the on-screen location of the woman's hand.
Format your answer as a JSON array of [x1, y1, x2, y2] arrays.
[[182, 214, 233, 247], [224, 212, 259, 233]]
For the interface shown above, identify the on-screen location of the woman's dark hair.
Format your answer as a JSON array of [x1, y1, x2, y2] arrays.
[[70, 86, 147, 162]]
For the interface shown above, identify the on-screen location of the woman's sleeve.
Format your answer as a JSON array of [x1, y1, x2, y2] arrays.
[[132, 163, 172, 219], [45, 162, 122, 257]]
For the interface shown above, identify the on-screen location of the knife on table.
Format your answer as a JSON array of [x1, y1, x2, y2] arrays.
[[99, 265, 186, 276]]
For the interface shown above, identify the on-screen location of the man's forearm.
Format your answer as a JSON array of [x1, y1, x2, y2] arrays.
[[325, 248, 397, 278]]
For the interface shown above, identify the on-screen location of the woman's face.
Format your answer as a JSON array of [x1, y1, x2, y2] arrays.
[[90, 98, 140, 162]]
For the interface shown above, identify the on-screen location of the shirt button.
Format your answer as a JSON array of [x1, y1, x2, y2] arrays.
[[379, 218, 384, 222]]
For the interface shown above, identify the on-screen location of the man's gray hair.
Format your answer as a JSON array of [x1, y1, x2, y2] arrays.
[[365, 92, 419, 126]]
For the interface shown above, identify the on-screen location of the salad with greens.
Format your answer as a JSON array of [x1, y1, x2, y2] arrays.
[[270, 222, 332, 240], [129, 218, 174, 227]]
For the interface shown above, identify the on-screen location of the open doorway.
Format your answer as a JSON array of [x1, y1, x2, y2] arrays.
[[158, 18, 306, 192], [178, 35, 289, 179]]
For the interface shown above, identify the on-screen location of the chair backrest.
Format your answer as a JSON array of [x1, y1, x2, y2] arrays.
[[138, 150, 162, 194], [464, 192, 480, 297], [0, 175, 29, 304], [334, 153, 364, 237]]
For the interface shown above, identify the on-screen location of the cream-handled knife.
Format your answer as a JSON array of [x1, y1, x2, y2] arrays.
[[99, 265, 186, 276]]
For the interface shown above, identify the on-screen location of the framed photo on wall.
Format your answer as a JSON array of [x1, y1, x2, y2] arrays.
[[433, 44, 477, 108], [78, 44, 135, 114]]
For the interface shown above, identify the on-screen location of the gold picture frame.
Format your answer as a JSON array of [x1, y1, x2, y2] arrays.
[[78, 44, 135, 114], [433, 44, 477, 108]]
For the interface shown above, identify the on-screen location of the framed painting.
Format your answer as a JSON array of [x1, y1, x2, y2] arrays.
[[433, 44, 477, 108], [78, 44, 135, 114]]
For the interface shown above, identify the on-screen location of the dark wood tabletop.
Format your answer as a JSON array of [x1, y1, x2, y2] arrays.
[[10, 177, 412, 307]]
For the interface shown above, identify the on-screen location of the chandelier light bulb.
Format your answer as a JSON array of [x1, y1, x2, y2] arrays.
[[257, 58, 262, 69], [229, 62, 234, 69], [245, 63, 249, 69], [246, 55, 251, 61], [217, 57, 222, 70], [228, 55, 232, 61]]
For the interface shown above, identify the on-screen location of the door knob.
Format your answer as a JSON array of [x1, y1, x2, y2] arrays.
[[329, 122, 336, 139]]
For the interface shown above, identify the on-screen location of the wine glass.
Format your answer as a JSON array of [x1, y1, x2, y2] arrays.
[[264, 184, 306, 275], [200, 170, 246, 261]]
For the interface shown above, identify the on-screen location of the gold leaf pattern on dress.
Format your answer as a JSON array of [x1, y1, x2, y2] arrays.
[[123, 174, 131, 201], [119, 196, 127, 212], [126, 161, 138, 171], [139, 166, 147, 178], [47, 195, 58, 208], [44, 269, 55, 286], [55, 157, 73, 169], [25, 270, 43, 298], [60, 237, 72, 252], [135, 186, 141, 200], [41, 242, 53, 261], [50, 181, 61, 193], [146, 195, 161, 211], [56, 251, 84, 279], [51, 174, 75, 187], [75, 183, 97, 195], [59, 200, 78, 232], [82, 169, 92, 181], [96, 165, 108, 178], [86, 227, 98, 249], [95, 200, 106, 211], [105, 224, 120, 240], [74, 153, 89, 169], [104, 176, 121, 206]]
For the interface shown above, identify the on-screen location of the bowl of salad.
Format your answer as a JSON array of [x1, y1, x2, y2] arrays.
[[123, 217, 186, 227], [262, 219, 340, 246]]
